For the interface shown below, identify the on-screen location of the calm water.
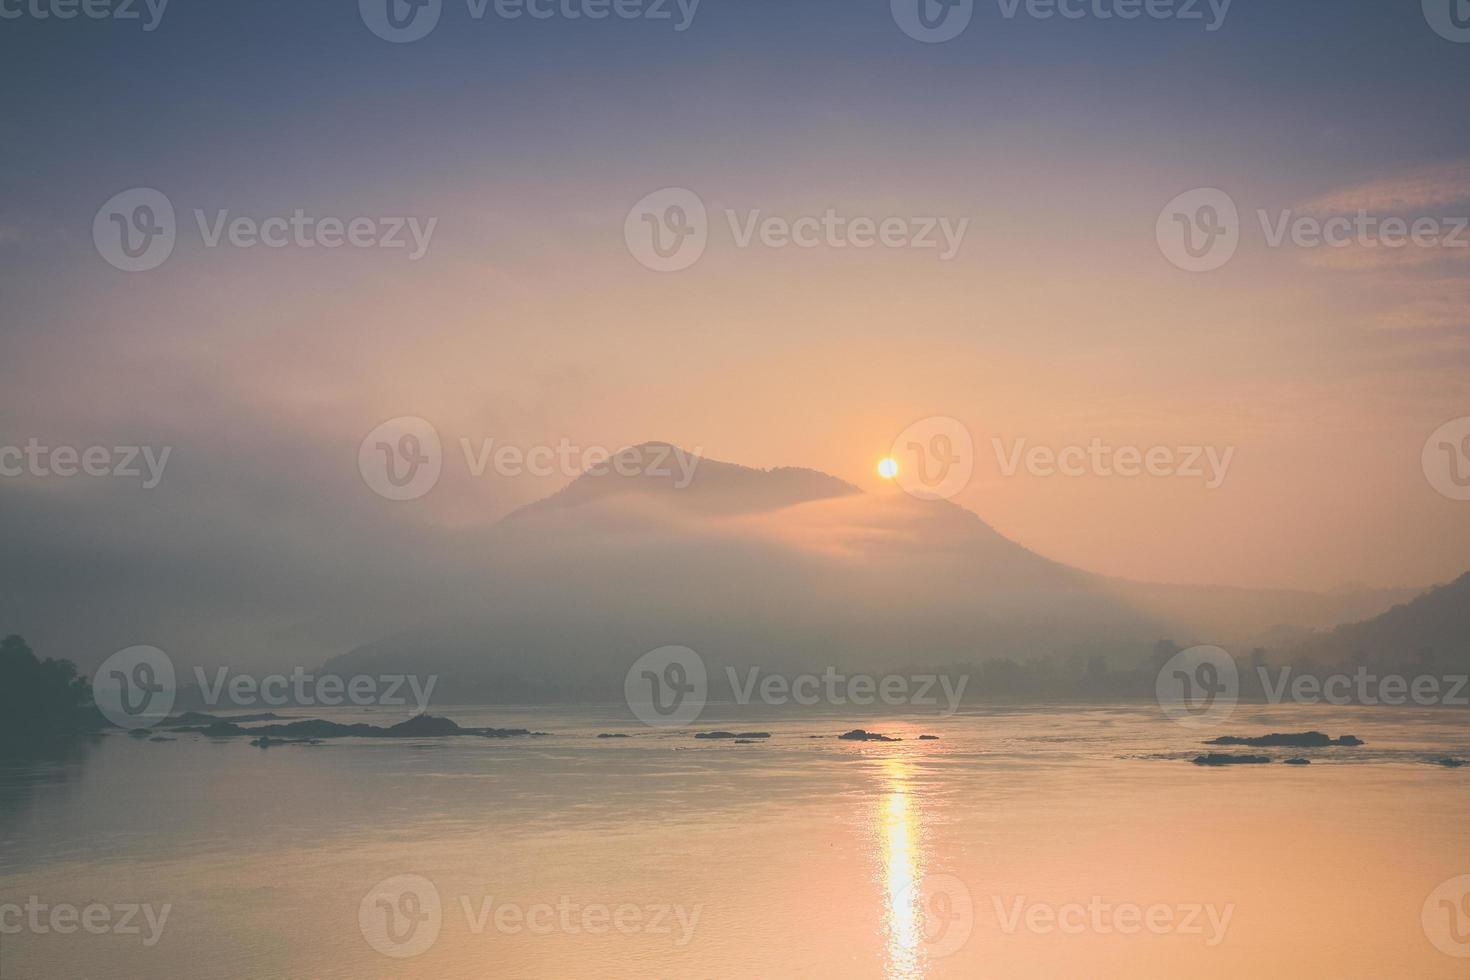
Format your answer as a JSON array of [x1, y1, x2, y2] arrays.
[[2, 703, 1469, 979]]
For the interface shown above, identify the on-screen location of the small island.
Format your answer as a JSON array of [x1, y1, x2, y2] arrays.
[[838, 730, 900, 742], [1204, 732, 1363, 748], [694, 731, 771, 740], [181, 714, 539, 740]]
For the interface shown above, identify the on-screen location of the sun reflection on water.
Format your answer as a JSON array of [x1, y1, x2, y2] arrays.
[[880, 756, 924, 979]]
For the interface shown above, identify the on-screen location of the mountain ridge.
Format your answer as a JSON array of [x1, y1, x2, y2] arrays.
[[320, 442, 1442, 699]]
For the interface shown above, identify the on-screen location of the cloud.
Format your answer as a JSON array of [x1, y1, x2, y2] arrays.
[[1373, 278, 1470, 332], [1286, 161, 1470, 327], [1296, 160, 1470, 216]]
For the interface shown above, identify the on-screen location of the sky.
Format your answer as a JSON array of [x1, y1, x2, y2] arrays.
[[1, 0, 1468, 669]]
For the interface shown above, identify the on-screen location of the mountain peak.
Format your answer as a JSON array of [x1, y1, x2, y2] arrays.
[[502, 442, 861, 521]]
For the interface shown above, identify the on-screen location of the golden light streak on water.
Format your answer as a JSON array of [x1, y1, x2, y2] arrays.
[[881, 756, 924, 979]]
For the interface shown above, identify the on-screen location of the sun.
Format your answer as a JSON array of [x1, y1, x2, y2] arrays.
[[877, 457, 899, 480]]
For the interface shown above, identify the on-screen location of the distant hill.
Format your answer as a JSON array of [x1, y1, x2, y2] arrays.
[[1286, 572, 1470, 667]]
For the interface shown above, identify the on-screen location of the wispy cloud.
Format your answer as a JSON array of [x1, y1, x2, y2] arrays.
[[1374, 278, 1470, 332], [1287, 162, 1470, 326], [1297, 160, 1470, 215]]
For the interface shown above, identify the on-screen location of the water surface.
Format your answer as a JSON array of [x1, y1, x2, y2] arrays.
[[2, 703, 1468, 978]]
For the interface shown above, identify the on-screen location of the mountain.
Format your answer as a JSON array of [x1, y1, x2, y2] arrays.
[[323, 443, 1426, 700], [1285, 572, 1470, 667], [1099, 578, 1423, 648], [505, 443, 860, 519]]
